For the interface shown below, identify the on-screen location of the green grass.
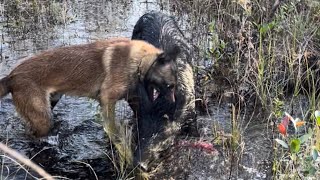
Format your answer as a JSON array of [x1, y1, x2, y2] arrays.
[[171, 0, 320, 179], [1, 0, 319, 179]]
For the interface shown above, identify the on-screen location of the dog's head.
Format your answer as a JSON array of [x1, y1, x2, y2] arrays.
[[144, 46, 179, 104]]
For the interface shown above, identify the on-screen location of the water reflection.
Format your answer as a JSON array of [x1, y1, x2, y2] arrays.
[[0, 0, 162, 75], [0, 0, 165, 179]]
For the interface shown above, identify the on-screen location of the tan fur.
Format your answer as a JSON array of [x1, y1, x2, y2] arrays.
[[0, 38, 163, 139]]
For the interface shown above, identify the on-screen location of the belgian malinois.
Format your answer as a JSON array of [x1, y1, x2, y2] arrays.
[[0, 37, 178, 163]]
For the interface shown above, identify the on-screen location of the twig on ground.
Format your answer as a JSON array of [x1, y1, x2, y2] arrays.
[[0, 142, 54, 180]]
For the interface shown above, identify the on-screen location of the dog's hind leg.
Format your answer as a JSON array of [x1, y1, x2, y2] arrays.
[[50, 93, 62, 110], [12, 86, 52, 137]]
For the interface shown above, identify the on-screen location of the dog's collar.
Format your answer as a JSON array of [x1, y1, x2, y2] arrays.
[[137, 58, 157, 82]]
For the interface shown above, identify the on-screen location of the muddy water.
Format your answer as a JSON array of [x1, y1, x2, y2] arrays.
[[0, 0, 272, 179]]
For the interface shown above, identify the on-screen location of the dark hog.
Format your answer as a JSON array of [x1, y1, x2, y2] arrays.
[[131, 12, 197, 170]]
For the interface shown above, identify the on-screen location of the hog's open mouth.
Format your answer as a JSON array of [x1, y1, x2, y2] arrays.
[[148, 86, 175, 103], [147, 85, 160, 102], [152, 87, 160, 101]]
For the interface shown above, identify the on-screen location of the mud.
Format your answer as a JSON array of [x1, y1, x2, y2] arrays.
[[0, 0, 273, 179]]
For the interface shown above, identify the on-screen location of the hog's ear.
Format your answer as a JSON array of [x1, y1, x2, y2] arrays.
[[157, 45, 180, 63]]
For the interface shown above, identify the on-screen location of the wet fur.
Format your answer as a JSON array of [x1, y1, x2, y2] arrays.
[[0, 38, 177, 140], [131, 12, 197, 169], [132, 12, 196, 123]]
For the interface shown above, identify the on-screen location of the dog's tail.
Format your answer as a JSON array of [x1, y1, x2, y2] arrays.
[[0, 77, 9, 98]]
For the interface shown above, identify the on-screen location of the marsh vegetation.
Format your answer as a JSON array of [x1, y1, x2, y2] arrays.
[[0, 0, 319, 179]]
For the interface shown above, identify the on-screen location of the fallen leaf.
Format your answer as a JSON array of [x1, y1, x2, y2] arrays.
[[290, 139, 301, 153], [278, 124, 287, 135], [295, 121, 305, 127], [275, 138, 288, 149]]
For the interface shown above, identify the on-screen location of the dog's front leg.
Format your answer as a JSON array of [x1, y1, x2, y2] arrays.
[[102, 102, 118, 140], [101, 94, 134, 166]]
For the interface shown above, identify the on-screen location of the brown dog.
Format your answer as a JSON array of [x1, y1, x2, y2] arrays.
[[0, 38, 178, 157]]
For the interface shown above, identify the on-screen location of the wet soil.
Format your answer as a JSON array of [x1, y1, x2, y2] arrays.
[[0, 0, 274, 179]]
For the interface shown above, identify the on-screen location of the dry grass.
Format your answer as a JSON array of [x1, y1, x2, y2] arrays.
[[169, 0, 320, 179], [0, 142, 54, 180], [0, 0, 319, 179], [1, 0, 72, 37]]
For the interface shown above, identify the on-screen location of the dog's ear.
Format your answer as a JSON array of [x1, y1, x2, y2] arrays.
[[157, 45, 180, 63]]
